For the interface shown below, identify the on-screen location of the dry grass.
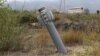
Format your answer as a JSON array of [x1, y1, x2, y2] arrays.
[[33, 28, 55, 48], [36, 29, 50, 48], [61, 29, 85, 45], [0, 28, 100, 56], [60, 29, 100, 45], [91, 45, 100, 56]]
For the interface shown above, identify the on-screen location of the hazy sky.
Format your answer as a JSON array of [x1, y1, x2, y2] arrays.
[[7, 0, 57, 2], [6, 0, 100, 12]]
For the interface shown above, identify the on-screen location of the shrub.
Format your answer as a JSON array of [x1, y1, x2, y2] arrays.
[[0, 8, 24, 51], [17, 10, 38, 25]]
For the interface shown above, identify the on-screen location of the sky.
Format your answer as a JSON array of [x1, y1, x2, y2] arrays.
[[6, 0, 100, 13], [7, 0, 57, 2]]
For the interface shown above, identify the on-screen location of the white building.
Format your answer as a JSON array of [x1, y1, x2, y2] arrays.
[[67, 7, 84, 13]]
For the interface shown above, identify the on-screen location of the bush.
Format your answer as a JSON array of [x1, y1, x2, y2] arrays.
[[0, 8, 24, 51], [66, 13, 100, 21], [17, 10, 38, 25]]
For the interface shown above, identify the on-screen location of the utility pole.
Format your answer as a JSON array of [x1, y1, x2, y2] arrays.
[[63, 0, 66, 12], [59, 0, 66, 12]]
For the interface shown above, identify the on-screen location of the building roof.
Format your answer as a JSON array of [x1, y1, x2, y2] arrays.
[[69, 7, 83, 10]]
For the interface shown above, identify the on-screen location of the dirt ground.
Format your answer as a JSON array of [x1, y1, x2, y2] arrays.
[[0, 45, 94, 56]]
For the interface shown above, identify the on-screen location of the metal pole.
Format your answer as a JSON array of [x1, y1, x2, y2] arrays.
[[37, 7, 67, 54], [46, 21, 66, 54]]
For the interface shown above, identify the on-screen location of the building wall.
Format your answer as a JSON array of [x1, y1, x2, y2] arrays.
[[67, 8, 84, 13]]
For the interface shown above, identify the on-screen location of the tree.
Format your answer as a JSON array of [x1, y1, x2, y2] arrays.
[[97, 10, 100, 14], [0, 0, 6, 7], [84, 8, 90, 14]]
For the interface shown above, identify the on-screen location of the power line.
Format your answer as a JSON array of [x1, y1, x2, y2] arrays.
[[59, 0, 62, 11], [14, 0, 16, 10], [22, 0, 25, 12], [59, 0, 66, 12], [63, 0, 66, 12]]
